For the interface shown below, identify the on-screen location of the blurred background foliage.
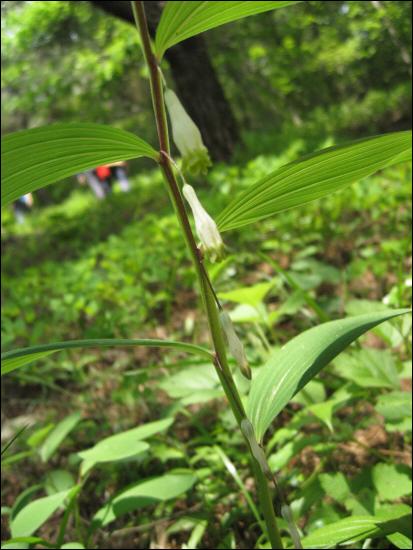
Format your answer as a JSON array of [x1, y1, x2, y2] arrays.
[[2, 1, 411, 141]]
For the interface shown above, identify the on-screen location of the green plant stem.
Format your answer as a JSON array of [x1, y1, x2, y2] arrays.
[[132, 3, 283, 548]]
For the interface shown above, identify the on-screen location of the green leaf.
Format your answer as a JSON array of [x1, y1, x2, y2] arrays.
[[40, 412, 81, 462], [319, 472, 351, 502], [334, 349, 400, 389], [93, 472, 196, 527], [1, 338, 213, 376], [0, 538, 54, 549], [302, 506, 412, 548], [387, 531, 412, 549], [378, 393, 412, 431], [44, 470, 75, 495], [11, 489, 71, 538], [11, 486, 42, 521], [376, 391, 412, 422], [218, 280, 276, 308], [217, 131, 412, 232], [155, 1, 299, 59], [306, 399, 340, 432], [60, 544, 85, 550], [1, 123, 158, 207], [345, 299, 405, 347], [1, 352, 56, 376], [247, 309, 410, 441], [78, 418, 174, 476], [373, 463, 412, 501], [79, 440, 149, 476], [159, 364, 222, 404]]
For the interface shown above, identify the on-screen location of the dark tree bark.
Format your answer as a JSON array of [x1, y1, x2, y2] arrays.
[[91, 1, 240, 161]]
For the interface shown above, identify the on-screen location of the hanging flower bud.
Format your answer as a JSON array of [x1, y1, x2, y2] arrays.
[[183, 184, 224, 262], [164, 88, 211, 176], [241, 419, 272, 478], [219, 311, 251, 379]]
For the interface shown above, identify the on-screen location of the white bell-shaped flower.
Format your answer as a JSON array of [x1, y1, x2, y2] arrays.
[[182, 184, 224, 262], [219, 311, 251, 379], [165, 89, 211, 176]]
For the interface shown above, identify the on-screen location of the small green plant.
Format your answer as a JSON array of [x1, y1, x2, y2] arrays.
[[1, 2, 412, 548]]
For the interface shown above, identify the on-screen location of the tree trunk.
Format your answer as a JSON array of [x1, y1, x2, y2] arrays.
[[91, 1, 240, 161]]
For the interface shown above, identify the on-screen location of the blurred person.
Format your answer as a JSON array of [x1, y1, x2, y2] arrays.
[[13, 192, 33, 224], [108, 161, 131, 192], [77, 169, 107, 199], [77, 162, 131, 200], [95, 165, 112, 195], [95, 162, 131, 194]]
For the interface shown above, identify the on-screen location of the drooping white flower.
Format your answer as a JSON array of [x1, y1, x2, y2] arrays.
[[182, 183, 224, 262], [164, 88, 211, 176], [219, 310, 251, 379]]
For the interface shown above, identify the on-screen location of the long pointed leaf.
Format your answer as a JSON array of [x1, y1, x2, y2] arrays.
[[247, 309, 410, 442], [93, 472, 197, 527], [301, 506, 411, 548], [217, 131, 412, 232], [1, 123, 158, 206], [40, 412, 82, 462], [1, 338, 213, 376], [11, 489, 72, 538], [155, 1, 300, 59], [78, 417, 174, 475]]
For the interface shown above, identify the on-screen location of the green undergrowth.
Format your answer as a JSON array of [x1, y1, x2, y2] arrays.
[[1, 135, 412, 549]]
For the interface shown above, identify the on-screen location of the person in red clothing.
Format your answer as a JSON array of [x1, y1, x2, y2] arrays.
[[95, 162, 130, 194], [94, 165, 112, 195], [77, 162, 131, 199]]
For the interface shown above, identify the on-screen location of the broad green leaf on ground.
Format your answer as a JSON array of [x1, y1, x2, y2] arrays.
[[375, 392, 412, 432], [217, 131, 412, 232], [40, 412, 82, 462], [93, 472, 196, 527], [373, 463, 412, 501], [333, 349, 400, 389], [319, 472, 351, 502], [268, 434, 322, 471], [218, 280, 277, 308], [78, 418, 174, 476], [247, 309, 410, 441], [229, 304, 263, 324], [44, 470, 75, 495], [1, 123, 158, 206], [155, 2, 299, 59], [11, 489, 71, 538], [80, 441, 149, 477], [306, 397, 347, 432], [302, 505, 412, 548], [11, 486, 42, 521], [159, 364, 223, 405], [1, 338, 213, 376]]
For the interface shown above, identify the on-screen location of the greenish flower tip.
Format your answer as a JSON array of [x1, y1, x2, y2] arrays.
[[183, 183, 224, 263], [164, 88, 212, 176], [219, 311, 251, 379]]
